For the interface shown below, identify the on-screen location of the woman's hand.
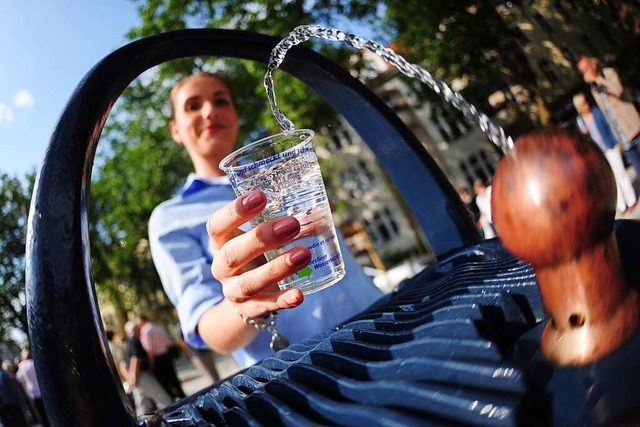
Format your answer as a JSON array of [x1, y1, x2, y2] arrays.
[[199, 189, 311, 353], [207, 189, 310, 318]]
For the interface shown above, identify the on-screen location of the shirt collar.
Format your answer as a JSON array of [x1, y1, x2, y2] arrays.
[[180, 173, 231, 197]]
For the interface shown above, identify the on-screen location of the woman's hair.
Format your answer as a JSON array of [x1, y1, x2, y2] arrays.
[[169, 72, 236, 120], [572, 93, 587, 111]]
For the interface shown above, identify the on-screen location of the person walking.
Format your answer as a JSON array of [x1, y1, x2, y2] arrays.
[[577, 56, 640, 180], [458, 187, 481, 229], [123, 320, 173, 416], [0, 362, 29, 427], [573, 93, 637, 213], [473, 178, 496, 239], [16, 349, 49, 427], [136, 315, 185, 401]]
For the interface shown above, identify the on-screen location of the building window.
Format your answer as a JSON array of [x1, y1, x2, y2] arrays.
[[374, 211, 391, 241], [384, 207, 400, 234], [356, 159, 376, 188], [468, 154, 490, 184], [435, 105, 471, 143], [329, 125, 355, 151], [435, 115, 453, 142], [460, 150, 495, 188], [478, 150, 495, 176], [459, 161, 475, 188], [364, 208, 401, 245]]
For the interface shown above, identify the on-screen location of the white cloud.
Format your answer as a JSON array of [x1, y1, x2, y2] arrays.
[[14, 90, 34, 108], [0, 103, 15, 123]]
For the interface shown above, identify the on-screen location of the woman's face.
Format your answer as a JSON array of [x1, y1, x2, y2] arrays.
[[576, 98, 590, 115], [170, 75, 239, 165]]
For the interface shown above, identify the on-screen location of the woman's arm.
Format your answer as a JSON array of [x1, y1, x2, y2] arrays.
[[148, 204, 231, 351], [197, 299, 258, 354]]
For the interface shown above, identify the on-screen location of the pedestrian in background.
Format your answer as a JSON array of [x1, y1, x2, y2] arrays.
[[136, 315, 186, 401], [573, 93, 637, 213], [16, 349, 49, 426], [458, 187, 481, 232], [473, 178, 496, 239], [577, 56, 640, 181], [1, 361, 29, 427], [123, 320, 172, 416]]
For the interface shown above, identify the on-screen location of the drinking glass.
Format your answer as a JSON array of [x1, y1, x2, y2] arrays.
[[220, 129, 346, 294]]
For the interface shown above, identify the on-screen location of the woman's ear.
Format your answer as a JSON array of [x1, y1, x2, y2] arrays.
[[169, 120, 182, 145]]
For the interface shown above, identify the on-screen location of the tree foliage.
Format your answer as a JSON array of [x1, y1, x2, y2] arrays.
[[0, 173, 34, 347]]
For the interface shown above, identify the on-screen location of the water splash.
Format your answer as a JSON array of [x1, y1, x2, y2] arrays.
[[264, 24, 513, 153]]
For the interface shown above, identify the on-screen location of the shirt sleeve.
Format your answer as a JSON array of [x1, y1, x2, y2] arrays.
[[149, 206, 223, 349], [597, 68, 624, 98]]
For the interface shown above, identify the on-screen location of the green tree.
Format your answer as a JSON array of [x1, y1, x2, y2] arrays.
[[0, 172, 34, 347]]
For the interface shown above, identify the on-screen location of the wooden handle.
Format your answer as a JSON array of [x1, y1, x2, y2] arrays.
[[491, 130, 640, 365]]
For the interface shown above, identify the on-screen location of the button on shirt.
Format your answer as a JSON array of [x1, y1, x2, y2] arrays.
[[149, 173, 382, 368]]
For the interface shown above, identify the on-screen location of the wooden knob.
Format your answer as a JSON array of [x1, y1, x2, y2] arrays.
[[492, 130, 640, 365]]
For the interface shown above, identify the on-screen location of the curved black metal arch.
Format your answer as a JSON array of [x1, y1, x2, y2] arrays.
[[26, 29, 480, 426]]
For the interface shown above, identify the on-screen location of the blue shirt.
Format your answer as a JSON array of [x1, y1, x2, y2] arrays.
[[149, 173, 383, 368], [577, 106, 618, 151]]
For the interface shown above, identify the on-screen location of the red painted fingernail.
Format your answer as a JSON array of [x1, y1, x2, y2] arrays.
[[289, 247, 311, 266], [241, 190, 264, 210], [273, 217, 299, 238]]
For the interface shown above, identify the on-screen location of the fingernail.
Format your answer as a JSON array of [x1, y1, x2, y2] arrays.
[[285, 293, 301, 305], [289, 247, 310, 265], [273, 217, 299, 238], [241, 191, 264, 210]]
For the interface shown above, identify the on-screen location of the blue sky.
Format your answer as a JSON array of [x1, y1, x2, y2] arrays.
[[0, 1, 140, 177]]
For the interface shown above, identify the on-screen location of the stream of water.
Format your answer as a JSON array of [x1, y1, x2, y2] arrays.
[[263, 24, 513, 153]]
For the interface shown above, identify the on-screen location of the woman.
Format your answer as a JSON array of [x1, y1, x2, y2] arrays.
[[149, 72, 382, 369], [577, 56, 640, 181], [573, 92, 637, 213], [123, 321, 172, 415]]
